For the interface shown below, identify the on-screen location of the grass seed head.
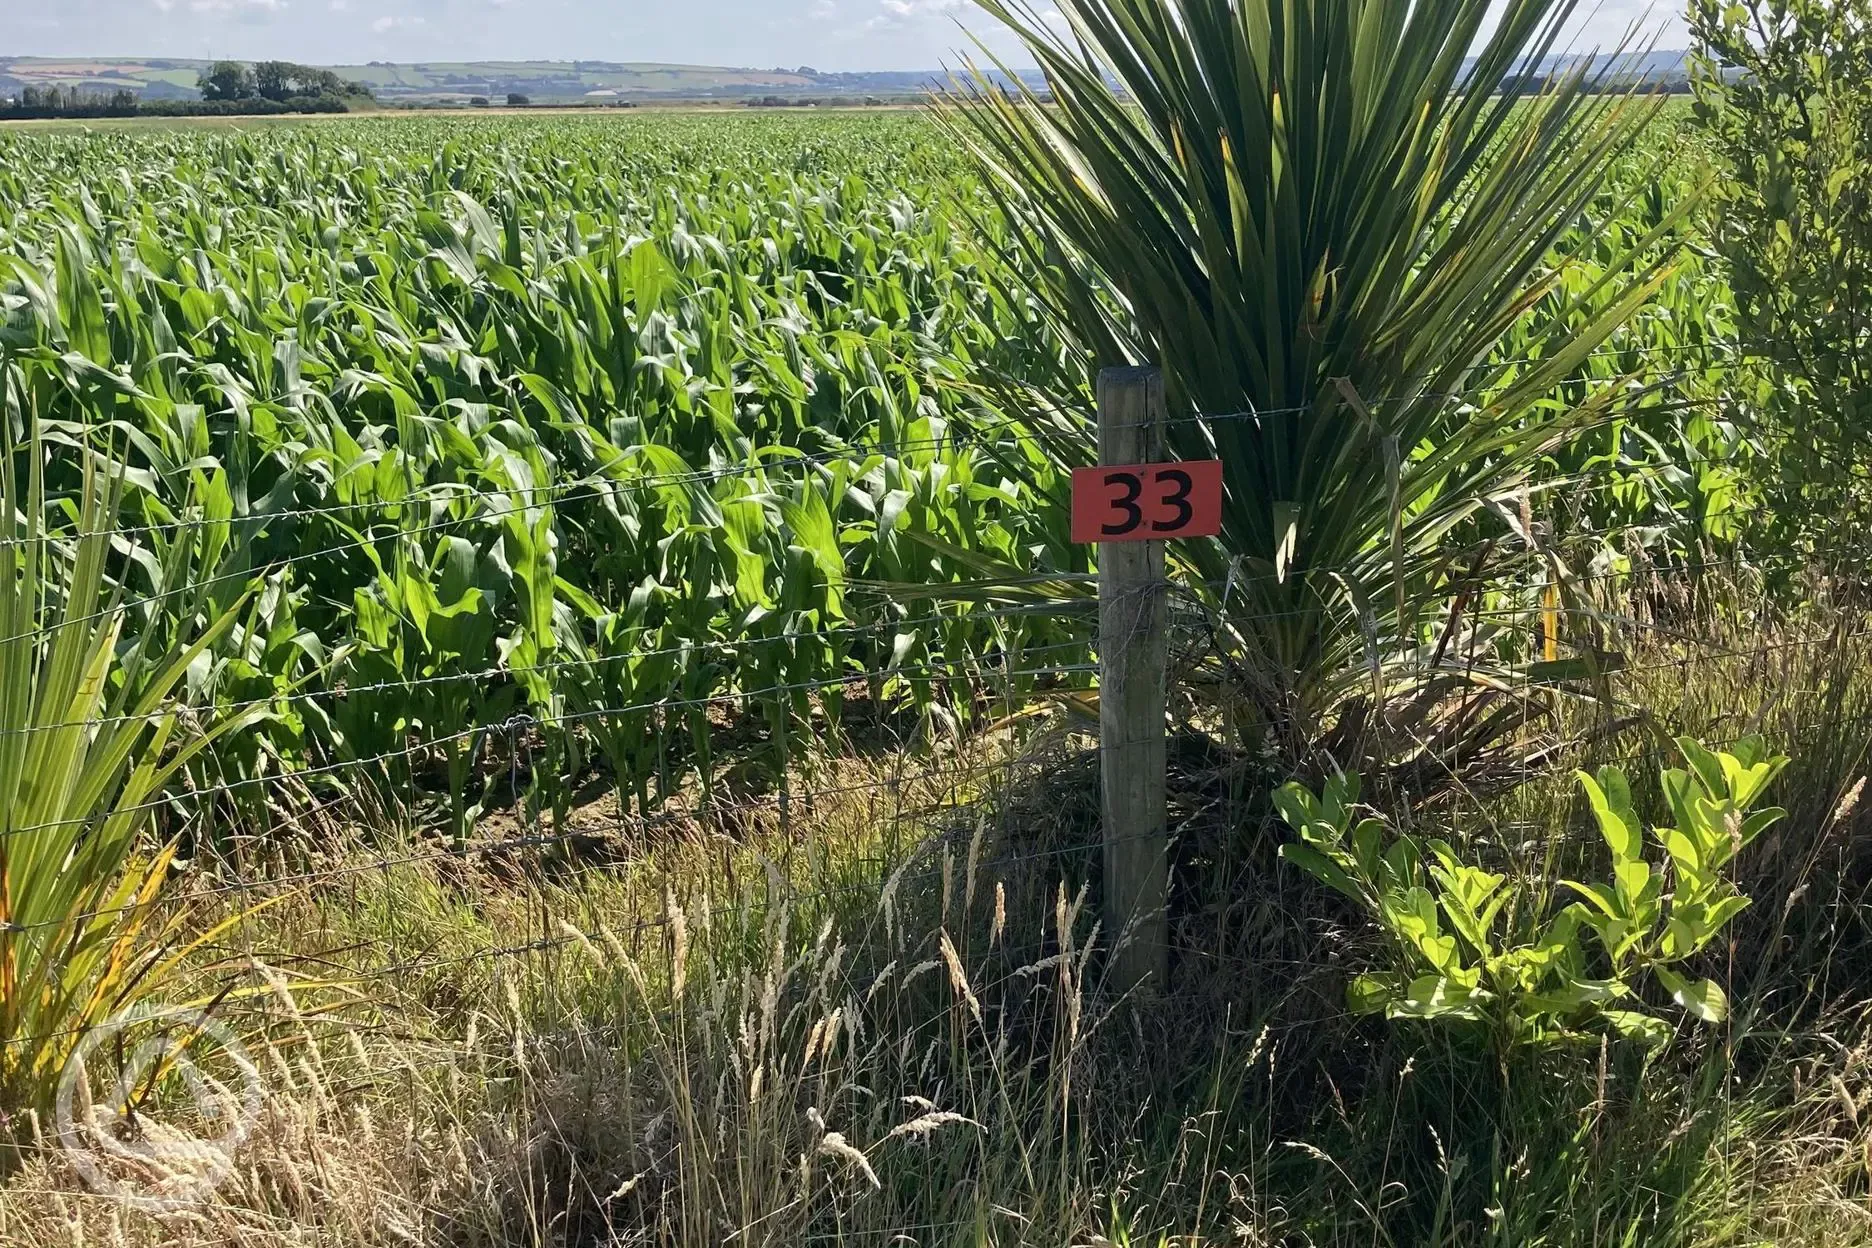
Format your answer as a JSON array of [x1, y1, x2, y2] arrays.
[[886, 1111, 982, 1141], [937, 930, 981, 1021], [816, 1131, 880, 1189]]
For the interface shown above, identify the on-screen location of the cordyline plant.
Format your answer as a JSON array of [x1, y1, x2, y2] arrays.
[[0, 418, 255, 1145], [943, 0, 1687, 767]]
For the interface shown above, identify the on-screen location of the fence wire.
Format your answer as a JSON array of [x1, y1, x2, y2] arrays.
[[3, 345, 1863, 1242]]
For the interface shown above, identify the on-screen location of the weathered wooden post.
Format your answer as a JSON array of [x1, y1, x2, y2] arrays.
[[1095, 366, 1169, 994]]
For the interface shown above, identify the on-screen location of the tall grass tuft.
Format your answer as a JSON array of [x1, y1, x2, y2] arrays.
[[0, 421, 251, 1141]]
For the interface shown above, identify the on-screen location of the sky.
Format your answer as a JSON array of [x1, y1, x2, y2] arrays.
[[1, 0, 1685, 74]]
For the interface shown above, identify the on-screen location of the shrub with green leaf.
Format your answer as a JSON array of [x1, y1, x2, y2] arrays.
[[1691, 0, 1872, 543], [1273, 735, 1787, 1050]]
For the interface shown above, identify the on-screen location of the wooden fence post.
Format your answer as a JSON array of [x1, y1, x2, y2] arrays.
[[1097, 366, 1169, 995]]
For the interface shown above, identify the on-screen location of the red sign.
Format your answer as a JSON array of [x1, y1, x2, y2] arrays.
[[1071, 461, 1224, 544]]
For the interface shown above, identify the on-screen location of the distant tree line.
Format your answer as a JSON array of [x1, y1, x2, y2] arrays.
[[0, 62, 374, 120], [4, 85, 144, 117], [743, 95, 895, 108], [0, 88, 352, 121], [198, 61, 374, 104]]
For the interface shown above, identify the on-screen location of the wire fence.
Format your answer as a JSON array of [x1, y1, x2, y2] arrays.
[[4, 552, 1862, 977], [2, 408, 1861, 882], [0, 565, 1851, 841], [7, 342, 1871, 1241]]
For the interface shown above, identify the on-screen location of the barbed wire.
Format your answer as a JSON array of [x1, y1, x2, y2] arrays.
[[0, 562, 1840, 786], [0, 541, 1761, 748], [1, 612, 1861, 955], [0, 537, 1858, 830], [0, 652, 1102, 843], [0, 605, 1106, 744]]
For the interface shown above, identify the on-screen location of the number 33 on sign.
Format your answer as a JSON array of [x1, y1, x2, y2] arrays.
[[1071, 461, 1224, 544]]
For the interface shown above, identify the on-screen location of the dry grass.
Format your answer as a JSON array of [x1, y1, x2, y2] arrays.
[[0, 731, 1237, 1246], [10, 592, 1872, 1245]]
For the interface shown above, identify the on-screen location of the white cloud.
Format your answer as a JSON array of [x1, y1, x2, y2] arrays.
[[372, 14, 426, 31], [809, 0, 837, 18], [188, 0, 288, 12], [864, 0, 965, 30]]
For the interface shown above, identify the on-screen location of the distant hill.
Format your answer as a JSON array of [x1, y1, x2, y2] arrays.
[[0, 57, 1028, 105], [1485, 49, 1694, 82], [0, 58, 207, 101], [0, 53, 1689, 108]]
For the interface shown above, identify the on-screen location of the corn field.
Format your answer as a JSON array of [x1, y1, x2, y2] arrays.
[[0, 106, 1766, 838], [0, 113, 1106, 848]]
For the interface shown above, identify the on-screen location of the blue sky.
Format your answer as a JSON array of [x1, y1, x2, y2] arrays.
[[4, 1, 1683, 73]]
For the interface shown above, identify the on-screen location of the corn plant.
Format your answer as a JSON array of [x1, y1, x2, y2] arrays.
[[0, 422, 253, 1134], [0, 107, 1743, 846], [0, 116, 1087, 840], [1489, 110, 1762, 580], [1273, 735, 1786, 1051]]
